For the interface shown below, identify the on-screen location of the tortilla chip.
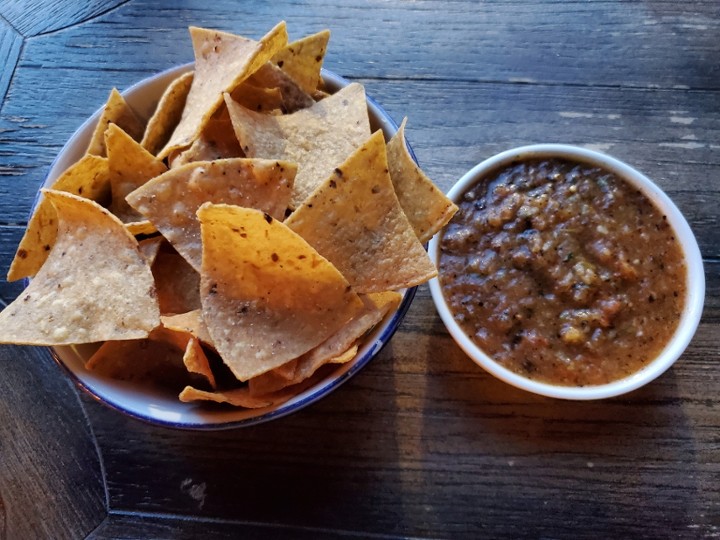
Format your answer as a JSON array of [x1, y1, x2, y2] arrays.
[[179, 386, 275, 408], [229, 81, 284, 113], [271, 29, 330, 94], [285, 131, 437, 292], [7, 155, 111, 281], [198, 204, 364, 381], [387, 118, 458, 242], [327, 345, 359, 364], [272, 360, 298, 381], [158, 22, 288, 159], [247, 363, 298, 396], [126, 221, 156, 236], [141, 71, 194, 155], [86, 88, 144, 157], [161, 310, 214, 347], [225, 82, 370, 207], [249, 343, 358, 397], [169, 106, 242, 168], [278, 291, 401, 389], [247, 62, 315, 113], [183, 337, 216, 389], [0, 190, 159, 345], [137, 236, 164, 265], [86, 326, 189, 388], [126, 158, 295, 271], [105, 124, 168, 223], [152, 250, 201, 315]]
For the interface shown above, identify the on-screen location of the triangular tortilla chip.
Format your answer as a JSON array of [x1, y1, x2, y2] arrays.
[[161, 310, 214, 348], [285, 131, 437, 292], [7, 155, 111, 281], [86, 88, 144, 157], [387, 118, 458, 243], [271, 29, 330, 94], [247, 62, 315, 113], [229, 81, 284, 113], [169, 106, 243, 169], [158, 22, 288, 159], [141, 71, 194, 155], [0, 190, 159, 345], [106, 124, 168, 223], [126, 158, 296, 271], [224, 82, 370, 207], [198, 204, 364, 381], [183, 337, 217, 389]]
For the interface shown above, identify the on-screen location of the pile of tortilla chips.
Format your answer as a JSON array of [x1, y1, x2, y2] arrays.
[[0, 22, 457, 409]]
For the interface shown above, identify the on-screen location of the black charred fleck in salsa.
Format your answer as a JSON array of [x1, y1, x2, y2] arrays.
[[439, 158, 687, 386]]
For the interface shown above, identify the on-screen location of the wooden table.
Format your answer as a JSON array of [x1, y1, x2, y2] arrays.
[[1, 1, 718, 538]]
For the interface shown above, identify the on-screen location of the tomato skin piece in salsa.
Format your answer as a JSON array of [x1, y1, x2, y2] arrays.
[[438, 158, 687, 386]]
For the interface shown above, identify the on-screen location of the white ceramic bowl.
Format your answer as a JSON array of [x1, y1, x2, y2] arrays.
[[41, 64, 416, 428], [428, 144, 705, 400]]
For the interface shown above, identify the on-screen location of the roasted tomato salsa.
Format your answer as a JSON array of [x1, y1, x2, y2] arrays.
[[439, 158, 687, 386]]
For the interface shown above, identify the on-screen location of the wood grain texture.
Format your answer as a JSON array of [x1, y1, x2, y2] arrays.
[[89, 511, 370, 540], [0, 0, 718, 538], [0, 19, 23, 108], [0, 346, 106, 539], [0, 226, 25, 304], [0, 0, 128, 37], [2, 80, 718, 245]]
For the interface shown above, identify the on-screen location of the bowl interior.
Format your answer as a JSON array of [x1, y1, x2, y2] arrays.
[[429, 144, 705, 400], [46, 65, 415, 428]]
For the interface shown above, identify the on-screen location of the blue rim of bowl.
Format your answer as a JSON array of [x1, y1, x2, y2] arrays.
[[29, 64, 418, 429]]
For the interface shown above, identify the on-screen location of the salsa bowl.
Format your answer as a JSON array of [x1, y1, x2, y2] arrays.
[[429, 144, 704, 400]]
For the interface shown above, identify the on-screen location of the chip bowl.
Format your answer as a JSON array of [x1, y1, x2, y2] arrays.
[[40, 64, 416, 429], [428, 144, 705, 400]]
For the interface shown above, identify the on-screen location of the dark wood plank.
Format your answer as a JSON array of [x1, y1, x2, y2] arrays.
[[14, 0, 720, 89], [2, 0, 718, 226], [0, 1, 719, 538], [0, 225, 27, 303], [84, 264, 720, 538], [0, 0, 128, 37], [0, 345, 106, 539], [0, 19, 23, 107], [89, 511, 382, 540], [358, 79, 720, 259], [2, 78, 718, 254]]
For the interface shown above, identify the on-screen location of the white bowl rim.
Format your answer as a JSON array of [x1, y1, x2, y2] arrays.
[[428, 143, 705, 400], [33, 63, 417, 429]]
